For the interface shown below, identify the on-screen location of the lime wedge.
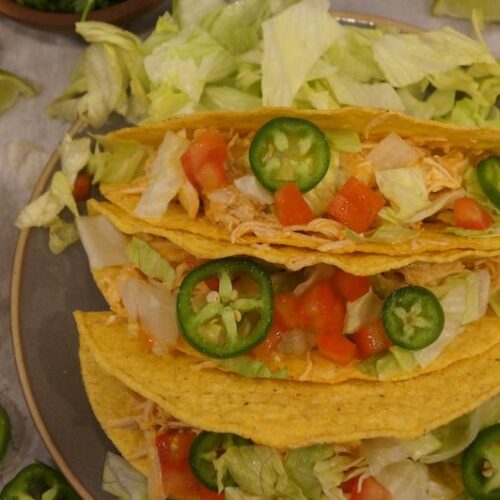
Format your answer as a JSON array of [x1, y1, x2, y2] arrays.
[[0, 69, 37, 115], [432, 0, 500, 22]]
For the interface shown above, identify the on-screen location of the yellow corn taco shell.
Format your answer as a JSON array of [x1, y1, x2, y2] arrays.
[[80, 340, 148, 476], [100, 107, 500, 256], [89, 199, 500, 275], [79, 323, 464, 498], [75, 310, 500, 449]]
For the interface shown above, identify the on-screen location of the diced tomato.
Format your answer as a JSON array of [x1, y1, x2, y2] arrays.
[[274, 292, 300, 330], [326, 177, 385, 233], [181, 130, 228, 193], [317, 332, 358, 365], [274, 183, 315, 226], [72, 173, 91, 201], [137, 329, 155, 353], [354, 319, 392, 360], [296, 280, 346, 336], [205, 276, 220, 291], [252, 322, 283, 359], [453, 197, 492, 230], [341, 474, 359, 494], [155, 430, 223, 499], [350, 476, 392, 500], [333, 268, 370, 302]]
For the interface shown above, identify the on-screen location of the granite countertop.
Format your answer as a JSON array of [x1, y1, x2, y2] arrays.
[[0, 0, 498, 490]]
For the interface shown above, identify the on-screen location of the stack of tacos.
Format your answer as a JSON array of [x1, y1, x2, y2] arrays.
[[75, 108, 500, 499]]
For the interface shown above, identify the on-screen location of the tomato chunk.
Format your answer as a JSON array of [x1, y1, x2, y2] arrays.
[[350, 476, 392, 500], [155, 430, 223, 499], [453, 197, 492, 230], [252, 321, 283, 359], [296, 280, 346, 336], [326, 177, 385, 233], [317, 332, 358, 365], [274, 292, 300, 330], [333, 268, 370, 302], [354, 319, 392, 360], [181, 130, 228, 193], [72, 173, 91, 201], [274, 183, 315, 226]]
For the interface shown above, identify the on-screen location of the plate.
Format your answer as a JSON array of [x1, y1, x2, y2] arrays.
[[0, 0, 163, 31], [10, 13, 421, 499]]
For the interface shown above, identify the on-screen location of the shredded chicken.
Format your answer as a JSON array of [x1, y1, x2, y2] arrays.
[[467, 256, 500, 292], [340, 153, 376, 187], [397, 261, 466, 287]]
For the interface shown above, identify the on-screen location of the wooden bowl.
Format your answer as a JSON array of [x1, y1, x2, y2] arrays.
[[0, 0, 164, 31]]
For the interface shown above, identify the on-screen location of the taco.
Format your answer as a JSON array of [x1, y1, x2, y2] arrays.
[[76, 213, 500, 384], [96, 107, 500, 256], [78, 310, 500, 500]]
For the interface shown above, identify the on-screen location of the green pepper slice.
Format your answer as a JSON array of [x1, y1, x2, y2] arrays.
[[189, 431, 251, 491], [462, 423, 500, 500], [0, 462, 80, 500], [249, 117, 330, 192], [477, 156, 500, 210], [381, 285, 444, 350], [0, 405, 10, 463], [177, 257, 273, 358]]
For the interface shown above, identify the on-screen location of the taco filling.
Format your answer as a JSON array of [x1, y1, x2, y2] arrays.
[[102, 114, 500, 245], [77, 214, 500, 383]]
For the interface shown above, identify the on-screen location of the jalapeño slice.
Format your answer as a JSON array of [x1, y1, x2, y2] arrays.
[[189, 431, 251, 491], [381, 285, 444, 350], [462, 423, 500, 500], [249, 117, 330, 193], [0, 405, 10, 463], [177, 257, 273, 358], [0, 463, 80, 500], [477, 156, 500, 210]]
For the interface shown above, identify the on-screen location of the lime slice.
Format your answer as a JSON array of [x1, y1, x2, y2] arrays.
[[0, 69, 37, 115], [432, 0, 500, 22]]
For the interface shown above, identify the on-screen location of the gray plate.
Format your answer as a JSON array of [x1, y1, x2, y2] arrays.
[[10, 13, 420, 499]]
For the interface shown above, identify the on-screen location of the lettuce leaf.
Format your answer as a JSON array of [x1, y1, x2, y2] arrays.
[[134, 131, 189, 218], [126, 237, 176, 290], [48, 218, 80, 255], [15, 171, 78, 229], [327, 130, 361, 153], [261, 0, 342, 106], [89, 136, 150, 184], [216, 356, 287, 379], [344, 290, 382, 334], [214, 446, 306, 498], [284, 445, 334, 499], [327, 72, 404, 111], [373, 27, 495, 88], [102, 452, 148, 500], [76, 215, 129, 269], [59, 135, 91, 185]]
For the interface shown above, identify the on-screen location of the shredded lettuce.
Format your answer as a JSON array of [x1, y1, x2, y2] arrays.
[[76, 215, 129, 269], [345, 224, 421, 244], [283, 445, 334, 499], [304, 152, 342, 215], [134, 131, 189, 218], [344, 290, 382, 334], [216, 357, 287, 379], [102, 452, 148, 500], [327, 72, 404, 111], [48, 218, 80, 255], [463, 166, 500, 216], [415, 269, 490, 366], [373, 27, 495, 88], [261, 0, 342, 106], [89, 136, 150, 185], [214, 446, 306, 498], [16, 171, 78, 229], [59, 135, 91, 185], [376, 167, 429, 222], [126, 237, 176, 290], [327, 130, 361, 153]]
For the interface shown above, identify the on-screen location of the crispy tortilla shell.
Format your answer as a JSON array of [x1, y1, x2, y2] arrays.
[[76, 311, 500, 449], [100, 107, 500, 256], [80, 340, 148, 476], [88, 199, 500, 275]]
